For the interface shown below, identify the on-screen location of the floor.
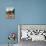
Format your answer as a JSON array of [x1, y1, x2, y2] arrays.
[[0, 40, 46, 46], [19, 39, 46, 46], [0, 44, 18, 46]]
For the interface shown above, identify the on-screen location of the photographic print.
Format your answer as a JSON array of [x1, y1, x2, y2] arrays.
[[18, 24, 46, 46], [6, 7, 15, 19]]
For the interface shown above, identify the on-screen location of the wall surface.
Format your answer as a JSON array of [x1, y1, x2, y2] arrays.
[[0, 0, 17, 44], [0, 0, 46, 45], [16, 0, 46, 24]]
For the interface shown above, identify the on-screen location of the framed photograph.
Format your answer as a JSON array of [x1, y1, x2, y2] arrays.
[[18, 24, 46, 42], [6, 7, 15, 19]]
